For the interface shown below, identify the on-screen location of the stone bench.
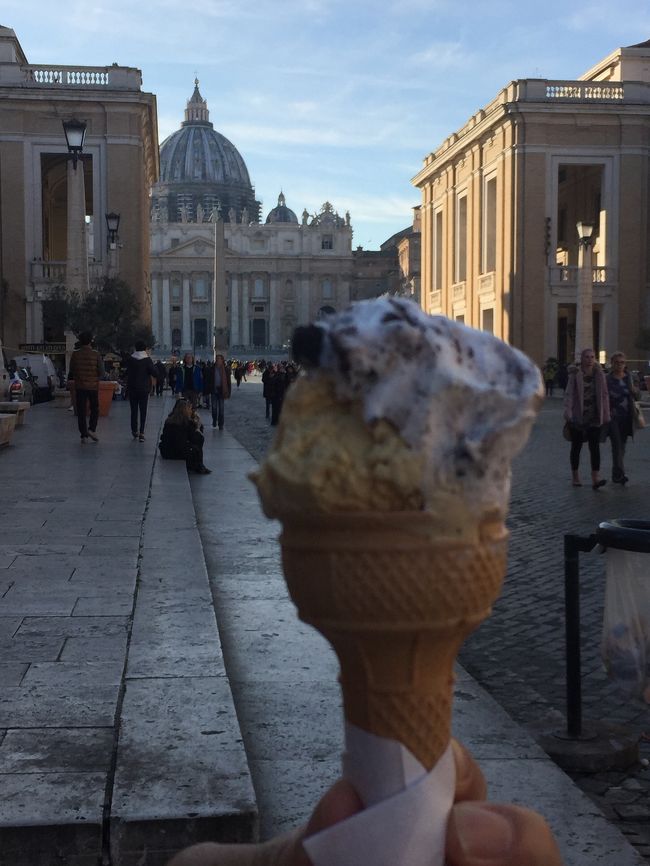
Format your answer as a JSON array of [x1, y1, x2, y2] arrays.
[[0, 413, 17, 447], [0, 401, 30, 426]]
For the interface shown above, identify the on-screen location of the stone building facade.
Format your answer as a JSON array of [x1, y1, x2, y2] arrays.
[[413, 41, 650, 365], [0, 26, 158, 356], [149, 84, 357, 357]]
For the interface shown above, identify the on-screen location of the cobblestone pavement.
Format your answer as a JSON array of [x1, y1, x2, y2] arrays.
[[221, 376, 650, 862]]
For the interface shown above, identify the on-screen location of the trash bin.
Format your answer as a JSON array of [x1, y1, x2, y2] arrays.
[[597, 520, 650, 701]]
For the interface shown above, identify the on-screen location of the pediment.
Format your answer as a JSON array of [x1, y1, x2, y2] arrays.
[[159, 237, 215, 258]]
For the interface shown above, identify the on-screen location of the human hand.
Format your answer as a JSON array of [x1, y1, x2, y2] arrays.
[[167, 740, 563, 866]]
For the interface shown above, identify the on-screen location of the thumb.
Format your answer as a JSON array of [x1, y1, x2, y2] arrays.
[[290, 780, 363, 866]]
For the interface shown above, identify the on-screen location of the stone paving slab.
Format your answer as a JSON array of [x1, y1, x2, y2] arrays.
[[0, 728, 114, 773], [109, 451, 257, 863]]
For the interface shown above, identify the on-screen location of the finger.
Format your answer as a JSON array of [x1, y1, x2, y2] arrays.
[[451, 739, 488, 803], [446, 801, 564, 866], [285, 779, 364, 866]]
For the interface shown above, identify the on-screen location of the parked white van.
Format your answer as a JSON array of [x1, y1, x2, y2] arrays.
[[11, 354, 56, 402]]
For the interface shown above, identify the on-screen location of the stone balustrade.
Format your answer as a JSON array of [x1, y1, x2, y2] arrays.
[[0, 63, 142, 90]]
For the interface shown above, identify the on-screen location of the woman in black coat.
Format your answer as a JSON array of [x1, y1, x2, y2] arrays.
[[159, 399, 211, 474]]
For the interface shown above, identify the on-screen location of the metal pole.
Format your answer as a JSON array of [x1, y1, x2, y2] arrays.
[[563, 533, 597, 739], [564, 535, 582, 737]]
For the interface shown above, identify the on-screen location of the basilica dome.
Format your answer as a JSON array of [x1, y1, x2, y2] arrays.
[[152, 81, 260, 224], [265, 192, 298, 224]]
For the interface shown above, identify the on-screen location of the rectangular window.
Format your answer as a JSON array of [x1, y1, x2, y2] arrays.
[[193, 277, 207, 299], [455, 194, 467, 283], [456, 314, 465, 324], [254, 305, 264, 313], [434, 210, 443, 291], [254, 278, 265, 298], [172, 305, 181, 312], [194, 318, 208, 347], [481, 308, 494, 334], [322, 278, 333, 299], [172, 281, 181, 299], [482, 177, 497, 274], [321, 235, 333, 250], [285, 239, 294, 250], [170, 238, 179, 248]]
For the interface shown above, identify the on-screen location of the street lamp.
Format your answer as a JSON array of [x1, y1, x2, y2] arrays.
[[105, 212, 120, 249], [62, 118, 89, 371], [62, 118, 87, 170], [574, 221, 595, 362]]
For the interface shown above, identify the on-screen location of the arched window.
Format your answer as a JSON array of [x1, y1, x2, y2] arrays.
[[172, 327, 182, 348], [284, 279, 295, 299], [318, 306, 336, 318]]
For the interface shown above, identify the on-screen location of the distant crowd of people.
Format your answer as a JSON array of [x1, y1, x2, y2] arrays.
[[66, 337, 301, 474]]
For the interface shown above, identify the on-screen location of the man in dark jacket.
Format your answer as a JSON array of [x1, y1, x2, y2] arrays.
[[68, 331, 104, 443], [123, 341, 157, 441]]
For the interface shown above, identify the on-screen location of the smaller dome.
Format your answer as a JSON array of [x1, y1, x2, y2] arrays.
[[266, 192, 298, 225]]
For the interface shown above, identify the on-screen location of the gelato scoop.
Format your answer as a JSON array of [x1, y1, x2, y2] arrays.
[[253, 296, 543, 541], [251, 298, 544, 865]]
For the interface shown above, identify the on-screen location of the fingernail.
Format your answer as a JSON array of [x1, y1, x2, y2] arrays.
[[450, 803, 514, 862]]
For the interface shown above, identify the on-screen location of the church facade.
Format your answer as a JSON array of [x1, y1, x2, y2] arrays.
[[149, 83, 354, 357]]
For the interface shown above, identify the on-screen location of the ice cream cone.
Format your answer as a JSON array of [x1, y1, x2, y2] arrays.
[[280, 511, 508, 770]]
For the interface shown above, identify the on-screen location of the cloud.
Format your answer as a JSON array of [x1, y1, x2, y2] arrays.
[[409, 40, 467, 69]]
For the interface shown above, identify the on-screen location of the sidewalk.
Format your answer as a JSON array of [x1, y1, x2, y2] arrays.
[[0, 397, 645, 864]]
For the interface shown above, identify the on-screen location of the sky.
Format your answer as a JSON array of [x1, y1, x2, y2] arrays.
[[5, 1, 650, 249]]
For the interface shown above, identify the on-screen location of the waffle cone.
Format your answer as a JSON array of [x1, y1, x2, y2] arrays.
[[280, 511, 508, 770]]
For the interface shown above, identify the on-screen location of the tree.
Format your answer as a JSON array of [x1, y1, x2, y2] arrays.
[[42, 278, 155, 353]]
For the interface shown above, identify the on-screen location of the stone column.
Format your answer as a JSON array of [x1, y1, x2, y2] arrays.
[[301, 275, 311, 324], [151, 275, 160, 348], [66, 159, 89, 296], [230, 275, 240, 346], [162, 275, 171, 350], [182, 275, 191, 351], [241, 275, 250, 347], [269, 275, 280, 347]]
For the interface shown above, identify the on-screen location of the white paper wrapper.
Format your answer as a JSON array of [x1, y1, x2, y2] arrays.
[[304, 724, 455, 866]]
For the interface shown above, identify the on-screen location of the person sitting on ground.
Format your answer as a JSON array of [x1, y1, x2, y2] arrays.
[[158, 398, 211, 474], [168, 739, 563, 866]]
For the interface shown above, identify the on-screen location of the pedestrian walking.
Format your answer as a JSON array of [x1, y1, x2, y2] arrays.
[[154, 360, 166, 396], [262, 365, 273, 419], [269, 363, 287, 426], [542, 358, 558, 397], [234, 363, 243, 388], [563, 348, 610, 489], [158, 398, 211, 474], [175, 353, 202, 407], [606, 351, 639, 485], [67, 331, 104, 443], [202, 360, 213, 409], [210, 353, 231, 429], [123, 341, 157, 441]]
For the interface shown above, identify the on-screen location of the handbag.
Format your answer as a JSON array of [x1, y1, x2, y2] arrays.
[[634, 402, 646, 430], [562, 421, 573, 442]]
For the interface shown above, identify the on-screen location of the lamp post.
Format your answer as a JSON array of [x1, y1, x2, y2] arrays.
[[105, 211, 120, 276], [62, 118, 89, 298], [62, 118, 88, 371], [574, 221, 594, 362], [210, 204, 221, 358]]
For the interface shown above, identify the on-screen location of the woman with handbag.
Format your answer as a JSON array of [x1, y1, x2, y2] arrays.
[[563, 348, 610, 489], [606, 352, 639, 485]]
